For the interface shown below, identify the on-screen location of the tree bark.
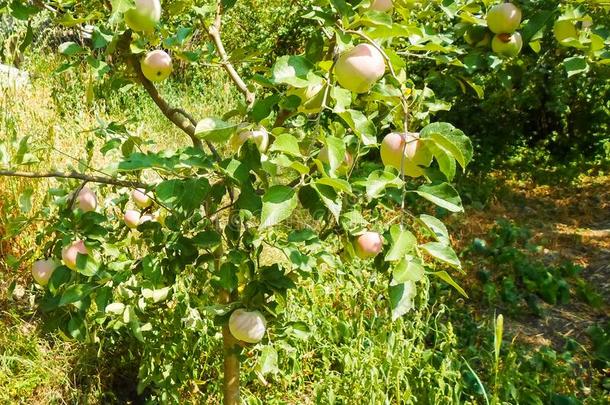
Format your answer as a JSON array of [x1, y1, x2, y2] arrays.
[[219, 289, 241, 404]]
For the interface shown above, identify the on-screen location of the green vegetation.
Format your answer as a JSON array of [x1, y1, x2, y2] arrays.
[[1, 0, 609, 404]]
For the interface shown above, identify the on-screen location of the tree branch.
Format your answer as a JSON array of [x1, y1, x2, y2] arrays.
[[0, 170, 147, 188], [206, 1, 255, 107]]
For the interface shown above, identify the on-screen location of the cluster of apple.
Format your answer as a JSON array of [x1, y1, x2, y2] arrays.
[[30, 187, 159, 286], [465, 2, 523, 58], [122, 0, 173, 82]]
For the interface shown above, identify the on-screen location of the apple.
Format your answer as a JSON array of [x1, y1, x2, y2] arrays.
[[486, 3, 521, 34], [380, 132, 433, 178], [62, 240, 88, 271], [287, 83, 325, 114], [491, 32, 523, 57], [369, 0, 393, 13], [335, 43, 386, 94], [132, 188, 152, 208], [32, 259, 57, 286], [554, 20, 578, 46], [230, 128, 269, 153], [124, 0, 161, 32], [354, 231, 383, 259], [76, 186, 97, 213], [228, 309, 267, 344], [464, 26, 491, 48], [124, 209, 141, 229], [141, 50, 172, 82]]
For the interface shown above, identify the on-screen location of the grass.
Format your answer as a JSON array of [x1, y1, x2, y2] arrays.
[[1, 37, 609, 405]]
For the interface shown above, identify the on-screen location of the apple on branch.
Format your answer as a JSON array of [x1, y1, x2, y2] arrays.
[[354, 231, 383, 259], [141, 50, 172, 82], [486, 3, 522, 34], [334, 44, 386, 94], [76, 186, 97, 213], [492, 32, 523, 57], [62, 240, 89, 271], [124, 0, 161, 32], [228, 309, 267, 344], [380, 132, 433, 178], [32, 259, 58, 286], [132, 188, 153, 209], [369, 0, 393, 13]]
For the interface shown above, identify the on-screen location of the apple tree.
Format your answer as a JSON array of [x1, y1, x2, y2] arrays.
[[1, 0, 606, 403]]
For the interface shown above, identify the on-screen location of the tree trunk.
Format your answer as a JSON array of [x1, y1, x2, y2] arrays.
[[219, 289, 240, 404], [222, 323, 241, 405]]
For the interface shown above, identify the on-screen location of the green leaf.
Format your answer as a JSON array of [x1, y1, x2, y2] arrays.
[[420, 122, 473, 170], [357, 170, 404, 199], [494, 314, 504, 364], [414, 183, 463, 212], [269, 133, 302, 157], [419, 214, 450, 245], [389, 281, 416, 320], [260, 186, 298, 229], [324, 136, 346, 174], [256, 346, 279, 376], [105, 302, 126, 315], [58, 41, 85, 56], [393, 259, 425, 283], [191, 230, 222, 250], [194, 118, 237, 143], [271, 55, 323, 88], [421, 242, 461, 270], [563, 57, 589, 77], [336, 110, 377, 145], [18, 188, 33, 213], [385, 225, 416, 262], [312, 183, 342, 222], [430, 271, 468, 298], [316, 178, 351, 193], [74, 253, 100, 277], [59, 284, 93, 306]]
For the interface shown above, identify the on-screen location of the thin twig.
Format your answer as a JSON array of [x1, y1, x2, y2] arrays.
[[0, 170, 148, 188], [205, 1, 255, 107]]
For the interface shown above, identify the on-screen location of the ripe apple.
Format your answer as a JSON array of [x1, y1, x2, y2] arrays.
[[380, 132, 433, 178], [464, 26, 491, 48], [491, 32, 523, 57], [141, 50, 172, 82], [334, 43, 386, 94], [287, 83, 325, 114], [228, 309, 267, 344], [32, 259, 57, 286], [132, 188, 152, 208], [62, 240, 88, 271], [486, 3, 522, 34], [76, 186, 97, 213], [230, 128, 269, 153], [553, 20, 578, 46], [124, 0, 161, 32], [354, 231, 383, 259], [124, 209, 141, 229], [369, 0, 393, 12]]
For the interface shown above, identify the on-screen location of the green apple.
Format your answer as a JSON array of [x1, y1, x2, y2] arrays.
[[228, 309, 267, 344], [369, 0, 393, 12], [554, 20, 578, 46], [380, 132, 433, 178], [132, 188, 152, 209], [487, 3, 522, 34], [318, 147, 353, 174], [32, 259, 58, 286], [141, 50, 172, 82], [124, 0, 161, 32], [335, 43, 386, 94], [354, 231, 383, 259], [492, 32, 523, 57]]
